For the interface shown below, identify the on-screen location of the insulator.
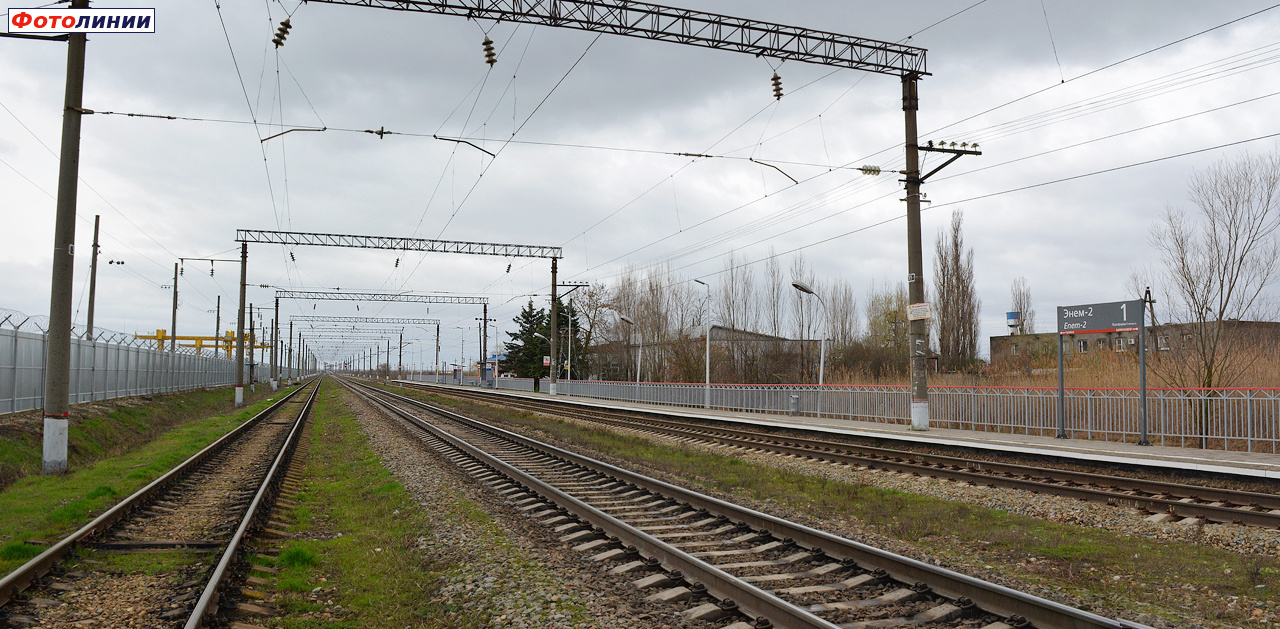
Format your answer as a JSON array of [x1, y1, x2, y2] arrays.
[[273, 19, 290, 47], [483, 36, 497, 66], [394, 257, 400, 268], [506, 263, 511, 273], [771, 72, 783, 100], [289, 251, 296, 261], [859, 165, 881, 176], [179, 266, 184, 276]]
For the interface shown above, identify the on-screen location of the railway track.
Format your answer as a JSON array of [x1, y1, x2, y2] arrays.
[[344, 377, 1153, 629], [414, 382, 1280, 529], [0, 379, 319, 629]]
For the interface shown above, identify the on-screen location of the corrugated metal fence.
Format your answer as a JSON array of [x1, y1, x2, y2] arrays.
[[426, 376, 1280, 453], [0, 326, 278, 414]]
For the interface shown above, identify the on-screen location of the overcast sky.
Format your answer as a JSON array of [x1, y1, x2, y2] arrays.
[[3, 1, 1279, 369]]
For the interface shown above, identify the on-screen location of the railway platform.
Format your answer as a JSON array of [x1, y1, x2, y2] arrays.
[[394, 380, 1280, 482]]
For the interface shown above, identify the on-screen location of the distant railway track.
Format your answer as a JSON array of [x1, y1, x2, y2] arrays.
[[345, 377, 1153, 629], [0, 379, 319, 628], [408, 382, 1280, 530]]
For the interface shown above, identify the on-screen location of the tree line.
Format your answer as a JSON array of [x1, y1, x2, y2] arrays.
[[502, 214, 984, 383]]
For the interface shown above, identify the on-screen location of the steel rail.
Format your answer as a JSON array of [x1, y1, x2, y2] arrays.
[[417, 384, 1280, 528], [343, 378, 837, 629], [358, 379, 1152, 629], [0, 382, 314, 608], [186, 379, 321, 628]]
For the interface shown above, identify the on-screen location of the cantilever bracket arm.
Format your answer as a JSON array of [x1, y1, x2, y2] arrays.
[[915, 145, 982, 182], [919, 154, 961, 182]]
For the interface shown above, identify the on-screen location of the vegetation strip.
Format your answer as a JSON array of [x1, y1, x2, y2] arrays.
[[393, 384, 1280, 628]]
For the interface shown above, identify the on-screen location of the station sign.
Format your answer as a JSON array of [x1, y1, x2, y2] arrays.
[[1056, 300, 1142, 335]]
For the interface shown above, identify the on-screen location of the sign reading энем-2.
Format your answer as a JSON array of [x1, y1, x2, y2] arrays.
[[1056, 300, 1142, 335], [7, 9, 154, 33]]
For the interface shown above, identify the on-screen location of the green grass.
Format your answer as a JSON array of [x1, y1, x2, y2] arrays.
[[265, 387, 445, 628], [396, 385, 1280, 627], [0, 392, 288, 575], [279, 545, 318, 568], [82, 549, 205, 575], [0, 386, 280, 488]]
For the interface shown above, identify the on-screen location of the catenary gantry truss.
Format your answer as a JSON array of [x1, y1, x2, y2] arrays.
[[306, 0, 927, 76], [237, 229, 562, 259], [276, 290, 488, 305], [290, 315, 441, 325]]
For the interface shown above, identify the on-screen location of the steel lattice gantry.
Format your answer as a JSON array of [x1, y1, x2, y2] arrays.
[[289, 315, 441, 325], [306, 0, 946, 427], [237, 230, 562, 259], [306, 0, 926, 76], [278, 290, 479, 378], [230, 229, 553, 406], [276, 291, 487, 305]]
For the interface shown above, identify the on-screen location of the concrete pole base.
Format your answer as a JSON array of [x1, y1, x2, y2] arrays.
[[549, 383, 557, 396], [910, 400, 930, 431], [235, 386, 245, 408], [270, 379, 278, 391], [42, 417, 69, 475]]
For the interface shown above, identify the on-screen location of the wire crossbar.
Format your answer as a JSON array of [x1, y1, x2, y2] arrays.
[[307, 0, 926, 76]]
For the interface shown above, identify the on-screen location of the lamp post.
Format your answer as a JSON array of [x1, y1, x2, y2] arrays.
[[617, 314, 641, 384], [533, 331, 552, 385], [692, 279, 712, 409], [792, 281, 828, 419]]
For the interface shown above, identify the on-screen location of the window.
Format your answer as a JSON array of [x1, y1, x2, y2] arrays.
[[1096, 339, 1108, 350], [1157, 335, 1170, 350], [1182, 333, 1194, 347], [1114, 337, 1128, 352], [1077, 339, 1090, 353], [1010, 344, 1020, 355]]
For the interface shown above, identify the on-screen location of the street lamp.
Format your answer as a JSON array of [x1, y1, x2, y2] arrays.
[[692, 279, 712, 409], [792, 280, 828, 419], [617, 314, 641, 384], [533, 331, 552, 386]]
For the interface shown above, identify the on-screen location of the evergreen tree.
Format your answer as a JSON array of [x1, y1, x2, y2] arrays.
[[501, 300, 549, 378]]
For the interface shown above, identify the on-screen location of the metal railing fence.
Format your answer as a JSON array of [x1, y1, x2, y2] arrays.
[[433, 377, 1280, 453]]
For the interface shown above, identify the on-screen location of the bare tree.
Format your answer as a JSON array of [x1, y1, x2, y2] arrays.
[[854, 280, 911, 379], [1010, 277, 1035, 334], [765, 248, 786, 338], [1147, 150, 1280, 389], [789, 253, 818, 377], [827, 279, 859, 350], [933, 211, 981, 371]]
